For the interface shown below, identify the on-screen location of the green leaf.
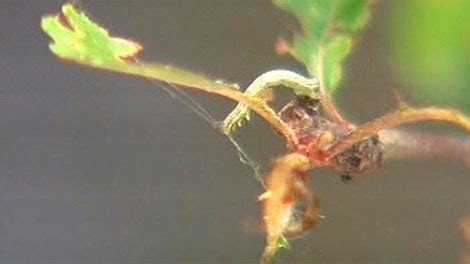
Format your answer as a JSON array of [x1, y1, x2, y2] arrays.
[[273, 0, 371, 93], [40, 3, 245, 92], [41, 4, 142, 66], [40, 3, 248, 95]]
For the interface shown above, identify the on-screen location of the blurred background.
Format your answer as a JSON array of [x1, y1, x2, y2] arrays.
[[0, 0, 469, 263]]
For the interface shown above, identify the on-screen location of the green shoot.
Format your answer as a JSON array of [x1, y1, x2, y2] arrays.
[[273, 0, 371, 94]]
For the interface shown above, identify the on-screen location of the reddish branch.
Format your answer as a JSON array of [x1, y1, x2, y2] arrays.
[[325, 106, 470, 159]]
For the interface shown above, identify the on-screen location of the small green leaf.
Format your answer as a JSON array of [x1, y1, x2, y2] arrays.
[[41, 4, 142, 66], [40, 3, 241, 94], [273, 0, 371, 93]]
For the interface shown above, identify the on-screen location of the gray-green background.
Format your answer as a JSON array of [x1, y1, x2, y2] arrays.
[[1, 1, 469, 263]]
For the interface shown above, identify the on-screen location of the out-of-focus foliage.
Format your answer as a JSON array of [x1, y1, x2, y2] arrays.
[[273, 0, 371, 93], [389, 0, 470, 112]]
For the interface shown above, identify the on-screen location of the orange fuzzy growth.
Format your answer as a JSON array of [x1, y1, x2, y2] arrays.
[[462, 217, 470, 243], [260, 153, 311, 263], [461, 216, 470, 264]]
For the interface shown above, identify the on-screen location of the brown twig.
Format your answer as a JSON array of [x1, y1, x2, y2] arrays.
[[325, 106, 470, 159]]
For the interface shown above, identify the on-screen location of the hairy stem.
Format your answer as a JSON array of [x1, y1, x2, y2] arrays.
[[315, 47, 351, 129]]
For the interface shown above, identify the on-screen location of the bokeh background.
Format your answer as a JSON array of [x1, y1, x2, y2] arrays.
[[0, 1, 469, 263]]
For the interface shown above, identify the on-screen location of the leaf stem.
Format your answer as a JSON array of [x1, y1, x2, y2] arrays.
[[108, 62, 299, 147], [315, 47, 351, 129], [320, 94, 351, 129]]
